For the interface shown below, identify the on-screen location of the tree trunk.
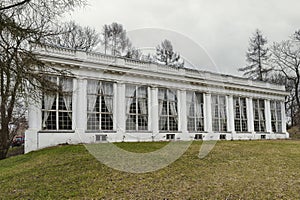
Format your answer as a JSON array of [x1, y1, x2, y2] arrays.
[[0, 126, 9, 160]]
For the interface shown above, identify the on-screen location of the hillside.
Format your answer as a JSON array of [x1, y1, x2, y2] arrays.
[[1, 141, 300, 199]]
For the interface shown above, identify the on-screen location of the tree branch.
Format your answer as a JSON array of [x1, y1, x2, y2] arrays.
[[0, 0, 31, 11]]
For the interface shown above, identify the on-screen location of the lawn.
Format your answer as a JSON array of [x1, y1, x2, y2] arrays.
[[1, 140, 300, 199]]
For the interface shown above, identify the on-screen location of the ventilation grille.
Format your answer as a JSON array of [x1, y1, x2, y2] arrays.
[[194, 134, 203, 140], [261, 134, 266, 140], [95, 134, 107, 142], [219, 134, 226, 140], [166, 134, 175, 140]]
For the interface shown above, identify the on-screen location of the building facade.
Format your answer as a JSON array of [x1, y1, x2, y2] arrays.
[[25, 45, 289, 153]]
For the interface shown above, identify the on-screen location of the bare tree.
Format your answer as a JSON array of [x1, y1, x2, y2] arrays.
[[0, 0, 31, 11], [271, 35, 300, 127], [45, 21, 100, 52], [239, 29, 271, 81], [101, 22, 132, 56], [0, 0, 85, 159], [155, 39, 184, 67]]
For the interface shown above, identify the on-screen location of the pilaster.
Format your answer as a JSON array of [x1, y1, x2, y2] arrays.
[[204, 93, 212, 132], [265, 99, 272, 133]]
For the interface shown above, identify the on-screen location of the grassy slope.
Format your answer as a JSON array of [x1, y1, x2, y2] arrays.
[[1, 141, 300, 199]]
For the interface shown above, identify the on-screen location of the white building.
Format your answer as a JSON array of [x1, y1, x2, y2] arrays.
[[25, 45, 289, 153]]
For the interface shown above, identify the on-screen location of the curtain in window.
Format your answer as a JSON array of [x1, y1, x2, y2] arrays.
[[259, 105, 265, 131], [138, 98, 147, 115], [102, 83, 113, 114], [126, 86, 136, 121], [186, 92, 193, 116], [159, 90, 167, 130], [259, 107, 265, 120], [61, 79, 73, 120], [169, 91, 178, 123], [138, 98, 148, 127], [87, 80, 99, 120], [211, 95, 217, 118], [195, 94, 203, 127], [195, 94, 202, 117], [219, 97, 226, 119], [42, 95, 55, 128], [241, 99, 246, 119]]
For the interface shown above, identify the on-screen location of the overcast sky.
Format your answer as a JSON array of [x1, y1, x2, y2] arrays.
[[68, 0, 300, 76]]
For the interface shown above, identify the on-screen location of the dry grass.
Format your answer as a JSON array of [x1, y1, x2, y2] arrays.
[[1, 140, 300, 199]]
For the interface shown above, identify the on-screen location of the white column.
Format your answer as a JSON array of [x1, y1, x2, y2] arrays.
[[147, 87, 152, 132], [180, 90, 187, 134], [281, 101, 287, 135], [227, 95, 235, 133], [265, 99, 272, 133], [28, 102, 41, 130], [204, 93, 212, 132], [247, 97, 254, 133], [113, 83, 118, 131], [25, 102, 41, 153], [116, 82, 126, 138], [75, 78, 86, 132], [151, 87, 159, 135]]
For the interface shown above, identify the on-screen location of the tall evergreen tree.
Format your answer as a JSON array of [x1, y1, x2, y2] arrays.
[[155, 39, 184, 67], [239, 29, 271, 81]]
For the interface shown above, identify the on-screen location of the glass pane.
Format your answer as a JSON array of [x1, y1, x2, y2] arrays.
[[158, 88, 166, 100], [138, 86, 147, 98], [196, 93, 203, 104], [212, 119, 219, 132], [126, 85, 136, 97], [102, 82, 113, 95], [87, 95, 99, 112], [196, 118, 204, 131], [126, 115, 136, 130], [187, 117, 195, 131], [58, 112, 72, 130], [169, 117, 178, 131], [259, 100, 265, 108], [242, 120, 248, 132], [101, 96, 113, 113], [138, 115, 148, 130], [159, 116, 168, 130], [87, 113, 99, 130], [43, 111, 57, 130], [235, 119, 241, 132], [168, 90, 177, 101], [60, 78, 73, 92], [188, 103, 195, 117], [87, 80, 99, 94], [101, 114, 113, 130], [138, 99, 148, 114], [212, 95, 218, 105], [186, 91, 193, 104], [219, 96, 226, 105]]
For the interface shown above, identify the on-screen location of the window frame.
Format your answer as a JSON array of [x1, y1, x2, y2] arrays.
[[271, 101, 282, 133], [233, 97, 248, 132], [211, 94, 227, 132], [253, 99, 266, 132], [86, 80, 114, 131], [158, 88, 178, 132], [125, 84, 148, 131], [186, 91, 204, 132], [41, 77, 73, 131]]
